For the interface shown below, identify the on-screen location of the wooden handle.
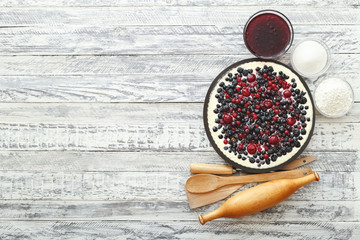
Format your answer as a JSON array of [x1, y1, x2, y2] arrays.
[[190, 163, 234, 174], [220, 168, 312, 187], [190, 156, 316, 175], [281, 156, 316, 170]]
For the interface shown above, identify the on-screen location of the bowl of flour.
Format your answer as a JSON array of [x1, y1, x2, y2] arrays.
[[314, 78, 354, 118]]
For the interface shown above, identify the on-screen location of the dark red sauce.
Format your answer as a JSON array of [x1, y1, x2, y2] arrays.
[[245, 13, 292, 58]]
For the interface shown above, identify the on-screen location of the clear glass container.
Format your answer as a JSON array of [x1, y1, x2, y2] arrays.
[[291, 39, 331, 79], [314, 78, 354, 118], [243, 10, 294, 59]]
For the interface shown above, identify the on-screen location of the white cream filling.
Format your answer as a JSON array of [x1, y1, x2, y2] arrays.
[[207, 61, 314, 169]]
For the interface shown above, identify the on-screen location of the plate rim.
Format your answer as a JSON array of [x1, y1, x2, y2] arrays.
[[203, 58, 316, 173]]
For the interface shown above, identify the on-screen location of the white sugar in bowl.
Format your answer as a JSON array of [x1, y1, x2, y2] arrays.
[[291, 39, 330, 79]]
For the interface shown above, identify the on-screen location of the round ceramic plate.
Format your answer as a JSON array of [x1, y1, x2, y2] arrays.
[[203, 58, 315, 173]]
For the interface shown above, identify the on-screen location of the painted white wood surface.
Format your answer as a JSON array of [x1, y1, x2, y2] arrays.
[[0, 1, 359, 239]]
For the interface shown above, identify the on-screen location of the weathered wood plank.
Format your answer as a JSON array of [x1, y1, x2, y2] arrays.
[[0, 151, 357, 172], [0, 200, 357, 222], [0, 221, 358, 240], [0, 73, 358, 102], [0, 7, 358, 27], [0, 54, 359, 102], [0, 103, 359, 124], [0, 171, 357, 201], [0, 25, 358, 55], [0, 0, 357, 7], [0, 122, 358, 151], [0, 103, 359, 151]]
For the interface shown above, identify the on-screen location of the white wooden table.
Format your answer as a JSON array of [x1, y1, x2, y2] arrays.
[[0, 1, 359, 239]]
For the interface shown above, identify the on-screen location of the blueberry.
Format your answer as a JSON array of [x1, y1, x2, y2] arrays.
[[271, 155, 278, 161], [293, 129, 300, 137], [228, 73, 233, 78], [237, 67, 244, 73], [249, 158, 255, 163], [243, 70, 249, 76], [301, 129, 306, 135], [218, 134, 223, 139], [212, 126, 218, 132], [294, 141, 301, 148]]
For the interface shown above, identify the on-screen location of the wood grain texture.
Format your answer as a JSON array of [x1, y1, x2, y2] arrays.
[[1, 0, 358, 7], [0, 1, 359, 239], [0, 55, 359, 102], [0, 25, 358, 55], [0, 151, 357, 172], [0, 54, 358, 76], [0, 6, 358, 26], [0, 200, 358, 222], [0, 171, 357, 201], [0, 221, 358, 240], [0, 103, 358, 151]]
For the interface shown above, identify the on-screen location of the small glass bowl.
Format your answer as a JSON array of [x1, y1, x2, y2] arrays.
[[243, 9, 294, 59], [291, 39, 331, 79], [314, 78, 354, 118]]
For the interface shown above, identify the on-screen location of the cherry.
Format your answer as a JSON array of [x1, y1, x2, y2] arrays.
[[247, 143, 257, 155], [247, 73, 256, 82], [249, 81, 257, 88], [268, 135, 279, 145], [223, 114, 232, 124], [241, 88, 250, 97], [264, 99, 273, 108], [286, 117, 296, 126], [283, 89, 292, 98]]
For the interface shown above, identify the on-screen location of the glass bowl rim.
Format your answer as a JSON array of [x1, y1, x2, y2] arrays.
[[290, 38, 331, 79], [314, 78, 354, 118], [243, 9, 294, 59]]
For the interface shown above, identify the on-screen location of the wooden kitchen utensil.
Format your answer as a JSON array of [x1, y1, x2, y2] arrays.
[[199, 171, 320, 225], [186, 168, 312, 194], [190, 156, 316, 175], [186, 156, 316, 209]]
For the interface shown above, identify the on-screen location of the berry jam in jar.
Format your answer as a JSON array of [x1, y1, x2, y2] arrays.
[[244, 10, 293, 59]]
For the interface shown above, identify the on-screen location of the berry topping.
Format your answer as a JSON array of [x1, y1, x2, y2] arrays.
[[223, 114, 233, 124], [247, 143, 257, 155], [264, 99, 273, 108], [242, 88, 251, 97], [212, 64, 310, 168], [247, 73, 256, 82], [286, 117, 296, 126], [283, 89, 292, 98], [268, 135, 279, 145]]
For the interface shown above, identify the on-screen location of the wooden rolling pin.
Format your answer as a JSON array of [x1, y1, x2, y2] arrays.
[[198, 171, 320, 225]]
